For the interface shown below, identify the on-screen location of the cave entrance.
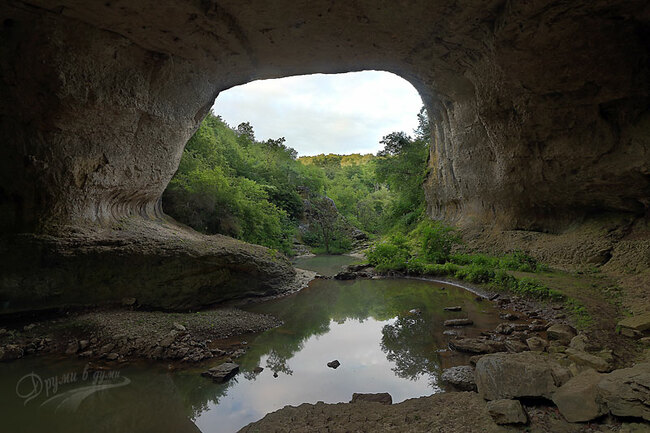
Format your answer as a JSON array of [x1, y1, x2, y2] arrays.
[[163, 71, 427, 255]]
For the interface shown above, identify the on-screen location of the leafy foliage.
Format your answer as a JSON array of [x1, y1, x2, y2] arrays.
[[164, 112, 325, 254]]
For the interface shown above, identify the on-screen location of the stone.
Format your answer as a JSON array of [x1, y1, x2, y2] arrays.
[[23, 323, 36, 331], [444, 319, 473, 327], [546, 324, 577, 344], [569, 334, 588, 351], [121, 297, 137, 306], [202, 363, 240, 383], [327, 360, 341, 369], [640, 337, 650, 347], [105, 352, 119, 360], [350, 393, 392, 405], [526, 337, 549, 352], [494, 323, 514, 335], [173, 322, 186, 332], [78, 350, 93, 358], [618, 312, 650, 333], [504, 339, 528, 353], [441, 366, 476, 391], [65, 340, 79, 355], [475, 352, 571, 400], [486, 399, 528, 425], [444, 306, 462, 311], [333, 271, 356, 280], [449, 338, 505, 354], [253, 367, 264, 374], [620, 423, 650, 433], [99, 343, 115, 355], [409, 309, 421, 315], [79, 340, 90, 350], [597, 362, 650, 421], [565, 348, 611, 372], [499, 313, 518, 321], [552, 369, 606, 422], [159, 330, 179, 348], [0, 344, 23, 361]]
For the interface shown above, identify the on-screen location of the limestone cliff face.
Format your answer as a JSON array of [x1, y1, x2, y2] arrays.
[[1, 0, 647, 232], [0, 1, 647, 311]]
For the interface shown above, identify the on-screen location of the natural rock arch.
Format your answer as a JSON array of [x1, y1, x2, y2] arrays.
[[0, 0, 648, 312]]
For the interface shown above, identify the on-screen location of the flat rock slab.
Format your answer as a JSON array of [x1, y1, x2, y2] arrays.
[[618, 312, 650, 332], [350, 392, 392, 405], [239, 392, 504, 433], [486, 399, 528, 425], [552, 369, 606, 423], [597, 362, 650, 421], [444, 318, 474, 326], [449, 338, 505, 354], [565, 348, 611, 372], [475, 352, 571, 400], [202, 362, 239, 383]]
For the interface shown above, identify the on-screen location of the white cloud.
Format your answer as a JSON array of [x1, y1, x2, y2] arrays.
[[212, 71, 423, 156]]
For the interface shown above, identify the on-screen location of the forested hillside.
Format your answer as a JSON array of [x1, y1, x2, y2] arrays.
[[163, 108, 431, 255]]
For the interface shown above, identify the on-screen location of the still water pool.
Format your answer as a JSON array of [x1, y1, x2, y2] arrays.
[[0, 255, 501, 433]]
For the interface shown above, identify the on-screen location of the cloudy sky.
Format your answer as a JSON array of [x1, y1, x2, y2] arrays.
[[212, 71, 423, 156]]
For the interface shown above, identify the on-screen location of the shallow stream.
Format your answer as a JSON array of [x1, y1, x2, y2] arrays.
[[0, 255, 503, 433]]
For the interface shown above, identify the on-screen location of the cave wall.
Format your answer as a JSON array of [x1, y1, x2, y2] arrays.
[[1, 0, 648, 234]]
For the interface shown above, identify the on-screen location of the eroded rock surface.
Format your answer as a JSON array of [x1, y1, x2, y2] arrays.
[[0, 1, 647, 310]]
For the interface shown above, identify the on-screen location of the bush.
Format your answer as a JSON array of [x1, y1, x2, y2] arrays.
[[499, 250, 547, 272], [366, 235, 411, 271], [412, 221, 460, 263]]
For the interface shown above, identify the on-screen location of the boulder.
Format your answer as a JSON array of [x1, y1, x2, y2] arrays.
[[475, 352, 571, 400], [449, 338, 505, 354], [441, 366, 476, 391], [202, 362, 240, 383], [486, 399, 528, 425], [552, 369, 606, 422], [597, 362, 650, 420], [526, 337, 548, 352], [569, 334, 588, 351], [350, 392, 392, 405], [444, 319, 473, 327], [618, 313, 650, 338], [546, 324, 577, 344], [565, 348, 611, 372]]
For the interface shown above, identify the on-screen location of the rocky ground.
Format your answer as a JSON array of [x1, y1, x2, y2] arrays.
[[0, 307, 282, 364]]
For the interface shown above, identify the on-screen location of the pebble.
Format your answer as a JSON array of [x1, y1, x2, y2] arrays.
[[327, 360, 341, 369]]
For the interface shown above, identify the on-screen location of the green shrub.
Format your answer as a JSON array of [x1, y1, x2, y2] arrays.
[[366, 236, 411, 271], [499, 250, 547, 272], [412, 221, 460, 263]]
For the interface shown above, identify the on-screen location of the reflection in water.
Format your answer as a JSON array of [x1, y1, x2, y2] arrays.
[[292, 254, 360, 276], [0, 257, 502, 433]]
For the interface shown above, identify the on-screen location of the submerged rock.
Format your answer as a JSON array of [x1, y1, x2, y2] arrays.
[[202, 362, 240, 383], [441, 366, 476, 391], [327, 360, 341, 369], [449, 338, 505, 354], [486, 399, 528, 425], [350, 392, 392, 405], [444, 318, 473, 327]]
